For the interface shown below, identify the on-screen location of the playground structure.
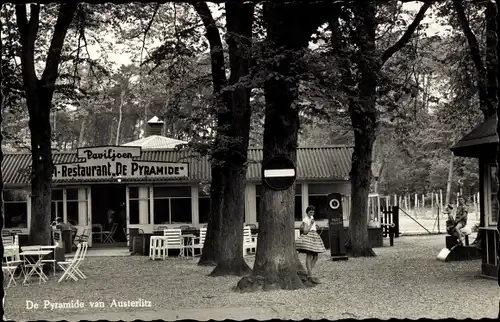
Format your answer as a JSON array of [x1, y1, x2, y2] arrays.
[[375, 192, 480, 235]]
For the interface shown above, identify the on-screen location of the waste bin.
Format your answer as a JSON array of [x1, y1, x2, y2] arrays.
[[62, 229, 72, 253], [51, 228, 66, 269], [129, 228, 139, 252]]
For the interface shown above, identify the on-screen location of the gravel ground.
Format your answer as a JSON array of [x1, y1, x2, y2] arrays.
[[4, 235, 498, 321]]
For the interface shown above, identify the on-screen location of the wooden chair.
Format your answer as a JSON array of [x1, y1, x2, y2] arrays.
[[2, 235, 13, 246], [192, 228, 207, 256], [102, 223, 118, 243], [243, 226, 257, 255], [163, 229, 185, 257]]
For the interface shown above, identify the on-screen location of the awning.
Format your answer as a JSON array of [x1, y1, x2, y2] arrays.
[[451, 116, 498, 158]]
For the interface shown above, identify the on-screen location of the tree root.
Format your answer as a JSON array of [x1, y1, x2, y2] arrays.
[[348, 247, 376, 257], [210, 262, 252, 277], [235, 270, 316, 292], [197, 259, 217, 266]]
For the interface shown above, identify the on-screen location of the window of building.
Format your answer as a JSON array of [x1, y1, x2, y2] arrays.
[[308, 195, 328, 221], [199, 197, 210, 224], [256, 184, 302, 222], [51, 188, 64, 223], [66, 188, 88, 225], [129, 187, 150, 225], [153, 186, 192, 224], [3, 189, 29, 228], [308, 183, 335, 195], [171, 198, 192, 223], [489, 165, 498, 225]]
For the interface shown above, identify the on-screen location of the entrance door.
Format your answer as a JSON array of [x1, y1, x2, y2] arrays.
[[64, 187, 93, 247], [91, 185, 127, 244]]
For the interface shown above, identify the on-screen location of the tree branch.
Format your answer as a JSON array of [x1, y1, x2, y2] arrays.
[[140, 3, 160, 66], [40, 2, 78, 89], [452, 0, 486, 73], [484, 0, 498, 118], [453, 0, 494, 118], [15, 4, 39, 87], [191, 1, 227, 94], [381, 1, 433, 66]]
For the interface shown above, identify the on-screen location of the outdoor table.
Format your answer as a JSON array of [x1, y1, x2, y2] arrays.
[[181, 234, 196, 257], [20, 249, 52, 284]]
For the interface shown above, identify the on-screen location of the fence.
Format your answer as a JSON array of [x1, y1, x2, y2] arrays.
[[380, 206, 400, 238], [379, 191, 480, 217]]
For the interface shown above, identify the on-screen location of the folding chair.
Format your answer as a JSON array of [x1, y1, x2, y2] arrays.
[[58, 243, 83, 283], [73, 228, 90, 247], [3, 250, 21, 288], [40, 245, 58, 277], [71, 242, 88, 279], [102, 223, 118, 243], [20, 245, 47, 284]]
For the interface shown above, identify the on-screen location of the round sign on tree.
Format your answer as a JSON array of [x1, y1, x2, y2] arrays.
[[261, 155, 297, 191]]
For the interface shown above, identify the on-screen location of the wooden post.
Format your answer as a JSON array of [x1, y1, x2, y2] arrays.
[[431, 192, 434, 212], [422, 194, 425, 210], [439, 189, 443, 208], [414, 193, 418, 209], [476, 192, 480, 219], [394, 194, 397, 206]]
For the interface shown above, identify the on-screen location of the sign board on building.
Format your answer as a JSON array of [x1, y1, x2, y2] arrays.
[[261, 155, 296, 191], [53, 146, 189, 181], [327, 193, 348, 261]]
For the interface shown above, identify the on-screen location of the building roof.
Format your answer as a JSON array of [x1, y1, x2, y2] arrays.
[[147, 116, 163, 124], [2, 146, 353, 186], [122, 136, 187, 150], [451, 116, 498, 158]]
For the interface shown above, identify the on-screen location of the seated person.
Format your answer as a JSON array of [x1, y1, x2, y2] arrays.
[[445, 198, 470, 246]]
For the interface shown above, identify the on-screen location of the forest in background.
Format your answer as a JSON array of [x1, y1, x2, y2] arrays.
[[1, 1, 484, 198]]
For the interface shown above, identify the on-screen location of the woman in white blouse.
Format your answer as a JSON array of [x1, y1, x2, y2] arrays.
[[295, 206, 326, 283]]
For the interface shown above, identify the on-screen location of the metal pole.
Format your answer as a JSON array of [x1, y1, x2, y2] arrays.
[[437, 205, 440, 234]]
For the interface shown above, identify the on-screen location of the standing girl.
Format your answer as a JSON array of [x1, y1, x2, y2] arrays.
[[295, 205, 326, 283]]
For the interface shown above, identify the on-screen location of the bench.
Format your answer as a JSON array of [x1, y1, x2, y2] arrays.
[[445, 235, 469, 249]]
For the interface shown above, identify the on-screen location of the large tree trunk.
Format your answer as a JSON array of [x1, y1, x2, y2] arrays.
[[236, 2, 331, 292], [198, 164, 224, 266], [193, 2, 230, 266], [28, 97, 53, 245], [347, 1, 378, 257], [0, 70, 5, 321], [78, 117, 86, 147], [246, 64, 304, 290], [210, 2, 254, 276], [15, 3, 77, 246], [115, 89, 125, 145]]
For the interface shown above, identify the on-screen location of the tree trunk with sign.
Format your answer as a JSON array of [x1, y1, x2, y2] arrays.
[[236, 2, 331, 292], [15, 3, 77, 245]]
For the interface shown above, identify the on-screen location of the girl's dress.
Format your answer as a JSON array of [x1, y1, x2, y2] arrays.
[[296, 216, 326, 254]]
